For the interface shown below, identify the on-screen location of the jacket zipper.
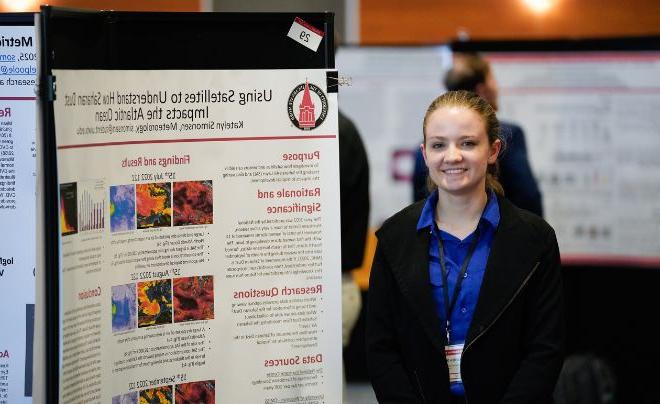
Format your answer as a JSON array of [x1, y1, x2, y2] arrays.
[[413, 370, 427, 403], [460, 261, 541, 404]]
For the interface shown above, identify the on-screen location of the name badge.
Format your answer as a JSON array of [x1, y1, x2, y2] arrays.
[[444, 343, 464, 383]]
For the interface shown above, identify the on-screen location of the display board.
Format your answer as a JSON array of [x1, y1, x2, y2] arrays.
[[42, 8, 340, 403], [336, 46, 452, 225], [338, 40, 660, 267], [487, 47, 660, 266], [0, 15, 37, 404]]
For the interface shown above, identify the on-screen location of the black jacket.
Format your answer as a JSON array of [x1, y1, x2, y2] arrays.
[[339, 111, 370, 272], [367, 196, 564, 403]]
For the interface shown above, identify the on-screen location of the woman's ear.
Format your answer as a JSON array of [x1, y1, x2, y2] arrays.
[[488, 138, 501, 164], [420, 142, 428, 165]]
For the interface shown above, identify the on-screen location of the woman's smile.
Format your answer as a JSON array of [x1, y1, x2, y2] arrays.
[[441, 167, 468, 174]]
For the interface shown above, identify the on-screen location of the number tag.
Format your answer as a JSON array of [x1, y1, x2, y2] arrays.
[[287, 17, 324, 52]]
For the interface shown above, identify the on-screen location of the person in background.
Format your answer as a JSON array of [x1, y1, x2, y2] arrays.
[[338, 110, 370, 396], [339, 109, 370, 349], [335, 38, 370, 400], [412, 52, 543, 217], [368, 91, 563, 403]]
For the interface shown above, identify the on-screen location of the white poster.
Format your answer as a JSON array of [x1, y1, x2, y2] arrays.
[[0, 24, 37, 404], [53, 69, 341, 403], [491, 52, 660, 266]]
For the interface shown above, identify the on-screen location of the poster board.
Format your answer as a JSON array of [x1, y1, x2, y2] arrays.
[[459, 38, 660, 266], [41, 8, 341, 403], [0, 13, 37, 404]]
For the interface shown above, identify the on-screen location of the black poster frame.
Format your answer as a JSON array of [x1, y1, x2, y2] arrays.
[[450, 35, 660, 53], [39, 7, 335, 402]]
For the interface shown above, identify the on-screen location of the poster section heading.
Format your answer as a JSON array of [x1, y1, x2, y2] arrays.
[[54, 68, 341, 403], [56, 70, 332, 144]]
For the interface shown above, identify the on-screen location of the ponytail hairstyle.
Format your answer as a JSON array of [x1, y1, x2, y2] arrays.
[[422, 90, 505, 195]]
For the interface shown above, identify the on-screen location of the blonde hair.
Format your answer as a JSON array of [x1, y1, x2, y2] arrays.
[[422, 90, 504, 195]]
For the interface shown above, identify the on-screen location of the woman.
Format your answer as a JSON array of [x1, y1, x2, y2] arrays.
[[367, 91, 563, 404]]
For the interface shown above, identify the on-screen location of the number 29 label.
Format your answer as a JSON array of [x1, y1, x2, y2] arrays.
[[287, 17, 324, 52]]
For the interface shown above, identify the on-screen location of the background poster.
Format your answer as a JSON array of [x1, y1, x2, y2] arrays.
[[337, 46, 660, 266], [54, 69, 341, 403], [336, 46, 452, 225], [492, 52, 660, 265], [0, 24, 37, 404]]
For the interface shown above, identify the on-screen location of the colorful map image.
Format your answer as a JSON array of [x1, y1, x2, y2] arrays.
[[136, 183, 172, 229], [139, 386, 173, 404], [173, 180, 213, 226], [175, 380, 215, 404], [112, 283, 137, 332], [60, 182, 77, 236], [110, 184, 136, 232], [138, 280, 173, 327], [173, 276, 214, 323], [112, 391, 138, 404]]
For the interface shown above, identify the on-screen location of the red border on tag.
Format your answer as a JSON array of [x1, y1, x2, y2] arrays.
[[294, 17, 325, 37]]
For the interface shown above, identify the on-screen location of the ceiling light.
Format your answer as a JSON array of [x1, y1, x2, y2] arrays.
[[1, 0, 39, 12], [522, 0, 555, 14]]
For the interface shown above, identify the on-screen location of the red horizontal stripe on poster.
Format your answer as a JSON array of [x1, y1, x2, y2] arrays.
[[487, 53, 660, 63], [57, 134, 337, 150]]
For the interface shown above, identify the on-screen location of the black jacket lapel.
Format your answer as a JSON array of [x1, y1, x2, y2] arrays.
[[379, 198, 544, 353], [466, 197, 541, 344], [381, 203, 446, 354]]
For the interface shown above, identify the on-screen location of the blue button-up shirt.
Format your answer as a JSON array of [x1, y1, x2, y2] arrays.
[[416, 190, 500, 396]]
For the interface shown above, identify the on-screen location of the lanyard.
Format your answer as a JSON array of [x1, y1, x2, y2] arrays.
[[438, 226, 480, 343]]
